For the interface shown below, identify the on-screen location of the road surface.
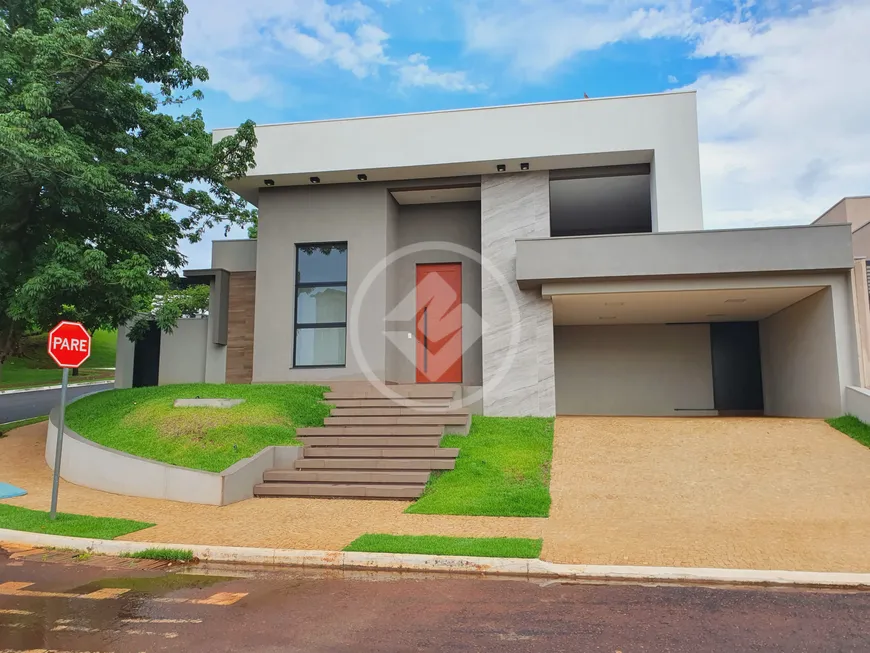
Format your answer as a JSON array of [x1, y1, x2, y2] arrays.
[[0, 551, 868, 652], [0, 381, 113, 424]]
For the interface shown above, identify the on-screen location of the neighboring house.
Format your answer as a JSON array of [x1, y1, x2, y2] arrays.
[[116, 91, 864, 419], [814, 196, 870, 258]]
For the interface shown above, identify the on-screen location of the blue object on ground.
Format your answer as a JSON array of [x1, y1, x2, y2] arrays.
[[0, 482, 26, 499]]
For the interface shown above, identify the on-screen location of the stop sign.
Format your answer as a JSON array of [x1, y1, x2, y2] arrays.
[[47, 321, 92, 368]]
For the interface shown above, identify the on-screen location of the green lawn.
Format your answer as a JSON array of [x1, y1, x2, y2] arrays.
[[406, 416, 554, 518], [0, 329, 116, 390], [827, 415, 870, 448], [0, 504, 153, 539], [121, 547, 195, 562], [65, 383, 331, 473], [0, 415, 48, 436], [344, 534, 543, 558]]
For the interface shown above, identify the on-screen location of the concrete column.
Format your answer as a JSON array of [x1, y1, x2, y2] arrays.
[[480, 171, 555, 417]]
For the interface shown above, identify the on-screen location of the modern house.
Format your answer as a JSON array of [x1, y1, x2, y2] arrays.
[[116, 91, 866, 419]]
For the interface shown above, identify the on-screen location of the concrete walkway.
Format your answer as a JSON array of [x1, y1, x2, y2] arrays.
[[0, 423, 543, 550], [542, 416, 870, 572]]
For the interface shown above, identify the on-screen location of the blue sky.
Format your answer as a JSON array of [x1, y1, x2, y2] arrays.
[[178, 0, 870, 268]]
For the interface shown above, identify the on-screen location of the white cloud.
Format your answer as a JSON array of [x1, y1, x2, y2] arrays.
[[461, 0, 870, 228], [398, 54, 483, 91], [182, 0, 475, 101], [667, 74, 679, 83], [462, 0, 696, 77], [689, 1, 870, 228]]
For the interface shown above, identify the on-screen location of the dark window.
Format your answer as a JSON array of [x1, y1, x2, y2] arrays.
[[294, 243, 347, 367]]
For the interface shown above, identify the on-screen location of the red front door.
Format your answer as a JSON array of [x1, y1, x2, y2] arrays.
[[416, 263, 463, 383]]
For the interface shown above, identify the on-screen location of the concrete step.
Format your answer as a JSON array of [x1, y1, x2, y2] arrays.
[[328, 399, 452, 409], [324, 415, 469, 426], [295, 458, 456, 471], [263, 469, 430, 484], [254, 483, 424, 499], [303, 446, 459, 459], [330, 407, 466, 417], [325, 385, 458, 400], [296, 426, 443, 437], [298, 436, 442, 447]]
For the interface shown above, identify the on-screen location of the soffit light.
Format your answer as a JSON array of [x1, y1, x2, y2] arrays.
[[496, 164, 506, 172], [310, 176, 321, 184], [724, 298, 747, 303], [357, 173, 368, 181], [707, 313, 726, 318], [520, 162, 530, 170], [264, 179, 275, 186]]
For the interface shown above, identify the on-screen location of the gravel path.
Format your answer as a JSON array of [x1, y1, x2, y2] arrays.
[[0, 423, 544, 550], [542, 416, 870, 572]]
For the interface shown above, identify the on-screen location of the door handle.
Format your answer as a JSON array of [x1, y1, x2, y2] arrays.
[[422, 306, 428, 373]]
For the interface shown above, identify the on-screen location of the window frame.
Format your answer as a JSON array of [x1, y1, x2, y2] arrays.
[[293, 241, 348, 368]]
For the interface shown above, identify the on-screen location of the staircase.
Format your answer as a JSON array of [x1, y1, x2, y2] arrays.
[[254, 384, 468, 499]]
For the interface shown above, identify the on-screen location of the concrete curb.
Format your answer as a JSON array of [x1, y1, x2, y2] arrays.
[[0, 380, 114, 397], [2, 529, 869, 590]]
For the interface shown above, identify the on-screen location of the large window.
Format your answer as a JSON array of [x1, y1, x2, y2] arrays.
[[294, 242, 348, 367]]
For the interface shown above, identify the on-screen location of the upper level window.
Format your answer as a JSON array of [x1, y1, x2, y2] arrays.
[[294, 243, 347, 367]]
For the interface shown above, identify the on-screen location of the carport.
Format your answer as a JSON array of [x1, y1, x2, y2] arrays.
[[515, 224, 862, 418]]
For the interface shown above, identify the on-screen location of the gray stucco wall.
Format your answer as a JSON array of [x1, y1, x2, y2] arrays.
[[158, 318, 208, 385], [516, 223, 854, 287], [385, 201, 482, 384], [204, 277, 228, 383], [554, 324, 715, 416], [759, 288, 844, 417], [114, 325, 135, 390], [212, 238, 257, 272], [254, 184, 390, 382]]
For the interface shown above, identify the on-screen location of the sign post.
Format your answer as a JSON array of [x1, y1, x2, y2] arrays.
[[47, 321, 92, 520]]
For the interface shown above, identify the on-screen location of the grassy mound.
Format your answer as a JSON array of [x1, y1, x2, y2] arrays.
[[65, 383, 330, 472], [406, 416, 554, 518]]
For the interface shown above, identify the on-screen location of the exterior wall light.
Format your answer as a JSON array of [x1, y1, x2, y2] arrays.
[[520, 162, 530, 170], [264, 179, 275, 186], [357, 174, 368, 181], [496, 164, 506, 172], [310, 176, 321, 184]]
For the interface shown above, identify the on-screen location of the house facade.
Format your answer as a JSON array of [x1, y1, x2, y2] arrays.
[[116, 91, 863, 419]]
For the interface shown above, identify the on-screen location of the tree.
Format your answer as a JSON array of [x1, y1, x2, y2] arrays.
[[126, 279, 210, 341], [0, 0, 258, 366]]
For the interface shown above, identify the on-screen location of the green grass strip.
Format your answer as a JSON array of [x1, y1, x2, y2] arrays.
[[406, 416, 554, 518], [343, 534, 543, 558], [0, 504, 154, 539], [826, 415, 870, 448], [0, 415, 48, 436], [121, 547, 194, 562]]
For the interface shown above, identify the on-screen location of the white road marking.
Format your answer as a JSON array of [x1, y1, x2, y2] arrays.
[[120, 618, 202, 624], [52, 624, 177, 638]]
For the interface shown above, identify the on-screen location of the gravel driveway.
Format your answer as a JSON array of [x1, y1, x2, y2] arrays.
[[542, 416, 870, 572]]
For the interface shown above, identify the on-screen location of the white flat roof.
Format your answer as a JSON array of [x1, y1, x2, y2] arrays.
[[215, 91, 700, 205]]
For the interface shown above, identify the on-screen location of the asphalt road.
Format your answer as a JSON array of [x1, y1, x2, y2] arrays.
[[0, 381, 113, 424], [1, 553, 868, 652]]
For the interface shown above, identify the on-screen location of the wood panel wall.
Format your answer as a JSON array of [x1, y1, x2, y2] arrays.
[[226, 272, 256, 383]]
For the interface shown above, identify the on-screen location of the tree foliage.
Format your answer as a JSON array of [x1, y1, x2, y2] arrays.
[[126, 280, 210, 341], [0, 0, 257, 362]]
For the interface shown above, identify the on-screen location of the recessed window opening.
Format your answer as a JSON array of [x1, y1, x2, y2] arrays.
[[294, 242, 348, 367], [549, 172, 652, 237]]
